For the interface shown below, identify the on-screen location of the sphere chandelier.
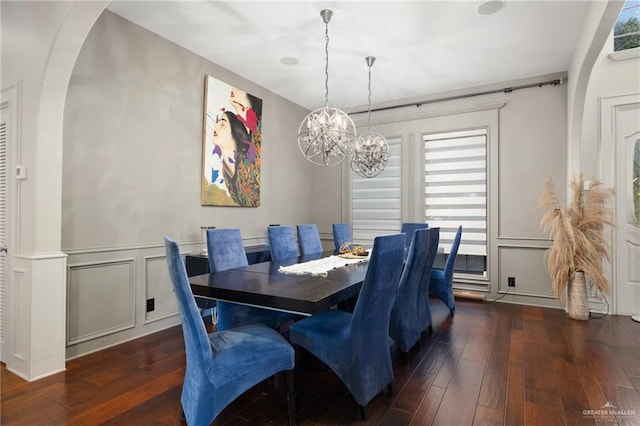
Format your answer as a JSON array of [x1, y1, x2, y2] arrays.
[[350, 56, 390, 178], [297, 9, 356, 167]]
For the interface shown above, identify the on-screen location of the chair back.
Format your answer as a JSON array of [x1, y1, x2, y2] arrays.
[[351, 233, 405, 356], [268, 225, 298, 260], [332, 223, 353, 250], [206, 228, 249, 272], [444, 225, 463, 279], [164, 237, 213, 372], [297, 224, 323, 255], [389, 228, 431, 352], [400, 222, 429, 249], [417, 227, 440, 331]]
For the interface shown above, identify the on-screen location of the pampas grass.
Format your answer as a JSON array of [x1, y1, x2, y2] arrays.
[[538, 174, 614, 301]]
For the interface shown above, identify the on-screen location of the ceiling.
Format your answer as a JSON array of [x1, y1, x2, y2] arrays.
[[106, 0, 592, 111]]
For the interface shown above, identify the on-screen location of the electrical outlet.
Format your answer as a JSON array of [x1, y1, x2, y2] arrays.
[[508, 277, 516, 287], [146, 298, 155, 312]]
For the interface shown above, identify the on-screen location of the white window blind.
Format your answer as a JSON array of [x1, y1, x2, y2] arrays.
[[424, 129, 487, 257], [352, 136, 401, 244]]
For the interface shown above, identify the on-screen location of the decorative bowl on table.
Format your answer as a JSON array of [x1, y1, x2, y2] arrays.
[[338, 242, 369, 258]]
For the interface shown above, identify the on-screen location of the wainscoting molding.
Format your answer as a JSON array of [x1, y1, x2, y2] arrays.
[[66, 258, 135, 346], [10, 267, 27, 362], [497, 246, 555, 298], [143, 254, 178, 324]]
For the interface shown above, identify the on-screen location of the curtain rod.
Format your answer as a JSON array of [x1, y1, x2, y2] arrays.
[[349, 78, 565, 115]]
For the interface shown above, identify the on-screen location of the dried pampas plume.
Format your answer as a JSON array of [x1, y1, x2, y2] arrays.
[[538, 174, 614, 301]]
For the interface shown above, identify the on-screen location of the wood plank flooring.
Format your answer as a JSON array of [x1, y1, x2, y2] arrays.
[[2, 300, 639, 425]]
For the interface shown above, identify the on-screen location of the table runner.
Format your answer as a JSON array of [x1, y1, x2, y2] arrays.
[[278, 255, 369, 277]]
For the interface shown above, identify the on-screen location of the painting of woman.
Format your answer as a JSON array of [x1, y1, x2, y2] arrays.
[[202, 76, 262, 206]]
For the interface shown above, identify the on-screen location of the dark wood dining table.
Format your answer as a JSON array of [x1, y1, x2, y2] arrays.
[[188, 251, 369, 315]]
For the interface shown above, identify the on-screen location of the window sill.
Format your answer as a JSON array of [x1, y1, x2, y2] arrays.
[[608, 47, 640, 61]]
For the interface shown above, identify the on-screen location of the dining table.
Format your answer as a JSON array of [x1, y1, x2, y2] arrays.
[[188, 250, 369, 316]]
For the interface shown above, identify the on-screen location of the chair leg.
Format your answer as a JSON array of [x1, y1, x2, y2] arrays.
[[261, 375, 275, 395], [359, 404, 368, 421], [428, 324, 433, 333], [387, 382, 394, 395], [284, 369, 296, 426]]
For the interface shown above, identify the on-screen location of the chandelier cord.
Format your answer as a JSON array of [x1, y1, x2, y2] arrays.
[[367, 64, 372, 133], [324, 19, 329, 109]]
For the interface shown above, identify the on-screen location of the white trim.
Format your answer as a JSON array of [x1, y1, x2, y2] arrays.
[[608, 47, 640, 61], [13, 252, 67, 261], [600, 92, 640, 316]]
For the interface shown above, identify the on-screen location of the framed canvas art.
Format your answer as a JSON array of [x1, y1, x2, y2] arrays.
[[201, 75, 262, 206]]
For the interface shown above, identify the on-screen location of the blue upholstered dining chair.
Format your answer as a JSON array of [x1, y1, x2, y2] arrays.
[[268, 225, 299, 260], [417, 227, 440, 334], [164, 237, 296, 426], [389, 228, 430, 359], [289, 233, 405, 420], [430, 225, 462, 315], [400, 222, 429, 250], [296, 224, 323, 255], [207, 228, 295, 332], [332, 223, 353, 250]]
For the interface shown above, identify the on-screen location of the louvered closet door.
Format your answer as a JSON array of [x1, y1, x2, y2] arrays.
[[0, 108, 7, 363]]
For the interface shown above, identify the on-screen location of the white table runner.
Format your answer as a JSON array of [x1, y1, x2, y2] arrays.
[[278, 254, 369, 277]]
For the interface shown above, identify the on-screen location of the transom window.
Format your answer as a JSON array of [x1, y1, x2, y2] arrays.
[[614, 0, 640, 51]]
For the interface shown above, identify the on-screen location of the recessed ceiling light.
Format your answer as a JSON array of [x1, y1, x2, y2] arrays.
[[280, 57, 299, 66], [477, 0, 506, 16]]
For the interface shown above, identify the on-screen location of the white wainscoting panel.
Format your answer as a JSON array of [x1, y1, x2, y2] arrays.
[[498, 246, 555, 298], [144, 255, 178, 323], [10, 267, 27, 362], [67, 258, 135, 345]]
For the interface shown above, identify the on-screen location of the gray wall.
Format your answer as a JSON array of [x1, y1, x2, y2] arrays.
[[62, 11, 317, 357], [338, 75, 569, 308]]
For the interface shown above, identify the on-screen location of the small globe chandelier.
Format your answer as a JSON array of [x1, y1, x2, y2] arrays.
[[350, 56, 390, 178], [298, 9, 356, 166]]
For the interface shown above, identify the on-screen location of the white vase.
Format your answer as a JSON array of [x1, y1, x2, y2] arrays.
[[567, 271, 589, 320]]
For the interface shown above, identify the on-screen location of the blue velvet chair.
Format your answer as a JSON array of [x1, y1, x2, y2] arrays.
[[296, 224, 323, 255], [207, 228, 295, 332], [400, 222, 429, 250], [430, 225, 462, 315], [289, 233, 405, 420], [417, 227, 440, 334], [332, 223, 353, 250], [164, 237, 296, 426], [389, 228, 430, 359], [268, 225, 299, 260]]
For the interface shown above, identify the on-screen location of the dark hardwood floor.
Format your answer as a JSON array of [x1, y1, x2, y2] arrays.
[[2, 299, 640, 425]]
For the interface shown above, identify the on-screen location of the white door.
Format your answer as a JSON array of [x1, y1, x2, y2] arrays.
[[616, 105, 640, 318], [603, 94, 640, 317], [0, 106, 8, 362]]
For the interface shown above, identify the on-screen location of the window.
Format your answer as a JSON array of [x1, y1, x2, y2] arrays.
[[351, 137, 401, 243], [424, 129, 487, 276], [614, 0, 640, 52]]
